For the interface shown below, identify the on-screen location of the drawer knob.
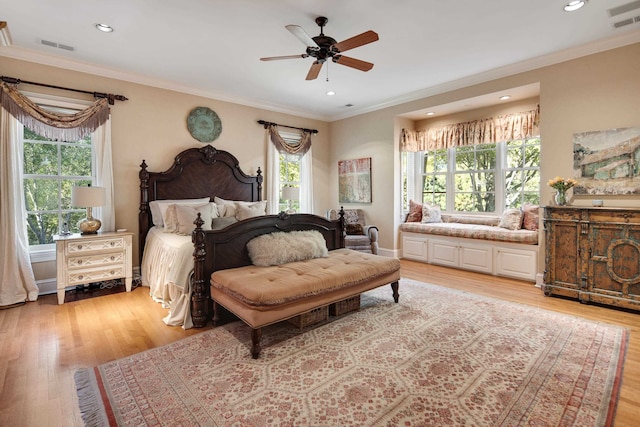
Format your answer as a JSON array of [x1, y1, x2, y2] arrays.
[[110, 242, 115, 246], [110, 271, 115, 275], [110, 256, 115, 261], [78, 275, 83, 280], [77, 260, 82, 265], [77, 245, 82, 249]]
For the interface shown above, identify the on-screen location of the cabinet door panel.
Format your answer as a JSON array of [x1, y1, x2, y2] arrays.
[[428, 240, 458, 267], [551, 223, 579, 287]]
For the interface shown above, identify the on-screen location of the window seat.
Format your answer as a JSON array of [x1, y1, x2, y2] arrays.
[[400, 213, 540, 282]]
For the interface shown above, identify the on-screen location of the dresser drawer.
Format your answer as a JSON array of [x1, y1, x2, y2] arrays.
[[67, 266, 125, 285], [66, 237, 125, 254], [67, 252, 124, 269]]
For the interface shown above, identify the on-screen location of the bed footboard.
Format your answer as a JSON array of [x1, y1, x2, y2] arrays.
[[190, 210, 345, 328]]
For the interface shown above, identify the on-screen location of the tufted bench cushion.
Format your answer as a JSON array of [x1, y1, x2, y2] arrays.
[[210, 248, 400, 330], [211, 248, 400, 308]]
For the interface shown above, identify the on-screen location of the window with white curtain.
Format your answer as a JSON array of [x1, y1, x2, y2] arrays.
[[20, 96, 98, 249], [277, 131, 309, 212]]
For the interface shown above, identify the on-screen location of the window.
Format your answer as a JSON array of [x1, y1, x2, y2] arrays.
[[404, 136, 540, 214], [279, 152, 301, 212], [21, 100, 97, 249]]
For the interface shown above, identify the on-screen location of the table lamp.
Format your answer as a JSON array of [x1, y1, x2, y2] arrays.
[[281, 186, 299, 214], [71, 185, 106, 234]]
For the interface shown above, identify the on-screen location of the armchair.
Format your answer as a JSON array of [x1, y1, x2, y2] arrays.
[[327, 208, 379, 255]]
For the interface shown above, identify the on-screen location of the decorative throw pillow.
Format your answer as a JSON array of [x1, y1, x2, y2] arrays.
[[214, 197, 267, 219], [149, 197, 210, 227], [406, 199, 423, 222], [421, 204, 442, 223], [498, 208, 524, 230], [211, 217, 238, 230], [247, 230, 328, 267], [164, 202, 219, 233], [522, 203, 539, 231], [236, 203, 266, 221], [345, 223, 365, 235], [173, 204, 213, 235]]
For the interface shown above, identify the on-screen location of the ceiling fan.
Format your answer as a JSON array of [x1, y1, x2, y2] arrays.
[[260, 16, 379, 81]]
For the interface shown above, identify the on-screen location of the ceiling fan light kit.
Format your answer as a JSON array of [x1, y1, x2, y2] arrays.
[[260, 16, 378, 81]]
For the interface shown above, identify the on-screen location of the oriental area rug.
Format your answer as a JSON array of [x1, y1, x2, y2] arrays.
[[75, 278, 627, 426]]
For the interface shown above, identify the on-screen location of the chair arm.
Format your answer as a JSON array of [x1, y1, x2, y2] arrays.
[[364, 225, 378, 242]]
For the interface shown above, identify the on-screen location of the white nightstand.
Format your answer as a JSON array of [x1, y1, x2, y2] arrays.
[[54, 231, 134, 305]]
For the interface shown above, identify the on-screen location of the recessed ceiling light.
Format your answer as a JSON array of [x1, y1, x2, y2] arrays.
[[563, 1, 587, 12], [499, 95, 511, 100], [425, 111, 435, 116], [94, 23, 114, 33], [326, 90, 336, 96]]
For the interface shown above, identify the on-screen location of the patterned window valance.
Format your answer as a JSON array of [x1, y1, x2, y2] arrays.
[[0, 81, 110, 141], [267, 124, 312, 155], [400, 106, 539, 152]]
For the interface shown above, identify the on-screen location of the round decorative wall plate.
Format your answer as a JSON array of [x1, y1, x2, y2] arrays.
[[187, 107, 222, 142]]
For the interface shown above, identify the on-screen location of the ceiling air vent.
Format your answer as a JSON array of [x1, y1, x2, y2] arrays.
[[612, 15, 640, 29], [40, 39, 75, 51], [608, 0, 640, 17]]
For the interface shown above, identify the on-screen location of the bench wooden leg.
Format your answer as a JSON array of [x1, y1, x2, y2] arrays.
[[391, 281, 399, 303], [212, 301, 221, 326], [251, 328, 262, 359]]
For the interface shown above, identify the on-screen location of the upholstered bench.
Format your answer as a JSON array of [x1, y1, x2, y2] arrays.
[[210, 248, 401, 358]]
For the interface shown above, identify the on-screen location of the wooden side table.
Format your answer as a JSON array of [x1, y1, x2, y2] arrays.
[[54, 231, 134, 305]]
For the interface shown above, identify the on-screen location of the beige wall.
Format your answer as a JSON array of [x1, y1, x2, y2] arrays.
[[0, 57, 330, 281], [3, 42, 640, 284], [330, 42, 640, 263]]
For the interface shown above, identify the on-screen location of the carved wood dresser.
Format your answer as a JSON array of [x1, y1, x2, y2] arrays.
[[543, 206, 640, 311]]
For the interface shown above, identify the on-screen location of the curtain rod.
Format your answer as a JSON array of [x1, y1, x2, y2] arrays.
[[257, 119, 318, 134], [1, 75, 128, 105]]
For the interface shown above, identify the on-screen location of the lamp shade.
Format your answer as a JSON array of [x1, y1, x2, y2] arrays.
[[281, 186, 299, 201], [72, 186, 106, 207], [0, 21, 12, 47]]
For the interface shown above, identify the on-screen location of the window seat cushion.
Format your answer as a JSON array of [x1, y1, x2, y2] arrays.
[[399, 220, 538, 245]]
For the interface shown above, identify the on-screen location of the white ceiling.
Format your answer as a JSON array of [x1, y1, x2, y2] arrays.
[[2, 0, 640, 121]]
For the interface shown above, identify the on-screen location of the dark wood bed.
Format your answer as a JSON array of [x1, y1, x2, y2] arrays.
[[139, 145, 347, 328]]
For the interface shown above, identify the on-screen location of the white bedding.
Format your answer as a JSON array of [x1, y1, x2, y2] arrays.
[[141, 227, 194, 329]]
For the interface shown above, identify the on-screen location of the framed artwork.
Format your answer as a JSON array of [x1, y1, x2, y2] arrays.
[[573, 126, 640, 195], [338, 157, 372, 203]]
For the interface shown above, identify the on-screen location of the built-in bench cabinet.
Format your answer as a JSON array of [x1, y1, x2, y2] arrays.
[[543, 206, 640, 311], [401, 232, 538, 281]]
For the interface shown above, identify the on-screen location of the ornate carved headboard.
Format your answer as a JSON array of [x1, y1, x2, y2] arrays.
[[138, 145, 262, 264]]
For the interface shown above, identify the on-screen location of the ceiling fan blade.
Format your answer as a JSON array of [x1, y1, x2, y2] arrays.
[[260, 54, 309, 61], [332, 30, 379, 53], [332, 55, 374, 72], [306, 61, 323, 80], [286, 24, 319, 48]]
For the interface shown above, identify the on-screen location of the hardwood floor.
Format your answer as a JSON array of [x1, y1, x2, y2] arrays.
[[0, 261, 638, 426]]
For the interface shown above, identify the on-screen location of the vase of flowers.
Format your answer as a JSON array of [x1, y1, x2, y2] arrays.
[[547, 176, 577, 206]]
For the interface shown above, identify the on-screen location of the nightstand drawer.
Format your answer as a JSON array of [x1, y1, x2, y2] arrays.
[[67, 252, 124, 269], [66, 237, 125, 254], [68, 266, 125, 285]]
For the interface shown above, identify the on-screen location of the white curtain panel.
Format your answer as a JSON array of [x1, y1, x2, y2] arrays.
[[93, 116, 115, 231], [300, 147, 313, 213], [266, 132, 280, 215], [0, 108, 38, 306]]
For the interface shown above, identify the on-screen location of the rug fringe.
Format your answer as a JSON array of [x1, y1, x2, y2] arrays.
[[74, 368, 110, 427]]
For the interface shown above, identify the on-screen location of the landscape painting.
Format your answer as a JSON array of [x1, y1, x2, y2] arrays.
[[573, 126, 640, 195], [338, 157, 372, 203]]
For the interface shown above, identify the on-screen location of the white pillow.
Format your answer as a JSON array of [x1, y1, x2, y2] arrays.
[[214, 197, 267, 219], [498, 208, 524, 230], [149, 197, 209, 227], [164, 203, 219, 233], [247, 230, 328, 267], [236, 203, 266, 221], [173, 204, 214, 235], [421, 204, 442, 223]]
